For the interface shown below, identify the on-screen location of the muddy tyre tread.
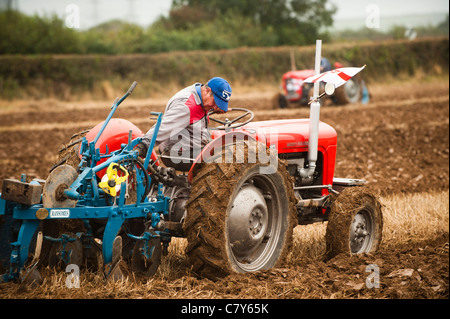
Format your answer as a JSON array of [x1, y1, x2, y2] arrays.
[[183, 140, 297, 280], [325, 187, 383, 259], [334, 77, 362, 105], [50, 128, 91, 172]]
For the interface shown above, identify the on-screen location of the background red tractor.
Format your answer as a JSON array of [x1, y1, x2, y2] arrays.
[[275, 53, 369, 108]]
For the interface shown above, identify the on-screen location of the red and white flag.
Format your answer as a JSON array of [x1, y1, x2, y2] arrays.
[[303, 65, 366, 89]]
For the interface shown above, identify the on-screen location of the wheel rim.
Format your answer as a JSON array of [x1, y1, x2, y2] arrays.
[[344, 78, 360, 103], [227, 174, 283, 272], [350, 209, 374, 254]]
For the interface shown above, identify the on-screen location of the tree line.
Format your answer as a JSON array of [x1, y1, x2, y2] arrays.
[[0, 0, 448, 55]]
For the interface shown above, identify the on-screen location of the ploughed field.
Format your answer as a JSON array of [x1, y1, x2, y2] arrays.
[[0, 78, 448, 299]]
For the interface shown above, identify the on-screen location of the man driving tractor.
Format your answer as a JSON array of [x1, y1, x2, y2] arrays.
[[135, 77, 232, 171]]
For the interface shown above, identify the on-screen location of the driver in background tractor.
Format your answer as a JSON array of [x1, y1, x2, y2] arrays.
[[135, 77, 232, 171], [322, 57, 345, 72], [320, 57, 332, 73]]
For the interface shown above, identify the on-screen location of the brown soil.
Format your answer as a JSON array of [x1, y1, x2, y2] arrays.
[[0, 78, 448, 299]]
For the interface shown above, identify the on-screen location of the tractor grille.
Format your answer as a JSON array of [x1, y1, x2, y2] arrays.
[[285, 78, 300, 99]]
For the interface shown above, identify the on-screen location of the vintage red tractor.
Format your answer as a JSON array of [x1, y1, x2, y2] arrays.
[[275, 55, 369, 108]]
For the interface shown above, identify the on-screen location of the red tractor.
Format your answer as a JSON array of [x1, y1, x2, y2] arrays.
[[276, 57, 369, 108], [186, 94, 381, 279]]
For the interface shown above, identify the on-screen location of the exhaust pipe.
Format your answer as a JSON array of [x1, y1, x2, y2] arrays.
[[298, 40, 322, 183]]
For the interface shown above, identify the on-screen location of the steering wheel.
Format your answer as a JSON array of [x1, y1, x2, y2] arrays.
[[209, 107, 254, 131]]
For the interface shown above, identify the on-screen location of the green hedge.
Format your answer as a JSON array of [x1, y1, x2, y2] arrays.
[[0, 37, 448, 100]]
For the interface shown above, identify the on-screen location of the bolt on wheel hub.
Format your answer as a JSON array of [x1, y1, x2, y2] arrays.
[[228, 184, 268, 258], [350, 211, 373, 254]]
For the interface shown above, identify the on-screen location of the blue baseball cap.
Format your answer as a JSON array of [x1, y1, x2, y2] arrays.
[[207, 77, 232, 112]]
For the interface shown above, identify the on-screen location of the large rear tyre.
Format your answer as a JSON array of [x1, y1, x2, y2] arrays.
[[334, 77, 362, 105], [325, 187, 383, 259], [183, 140, 297, 280], [50, 128, 91, 172]]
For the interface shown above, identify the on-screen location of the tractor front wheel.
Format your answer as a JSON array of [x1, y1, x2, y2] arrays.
[[325, 187, 383, 259]]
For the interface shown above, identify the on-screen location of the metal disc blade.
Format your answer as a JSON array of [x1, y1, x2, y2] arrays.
[[131, 236, 161, 277], [42, 164, 78, 208]]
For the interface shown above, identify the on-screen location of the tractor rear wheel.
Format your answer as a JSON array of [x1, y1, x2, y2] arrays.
[[325, 187, 383, 259], [334, 77, 362, 105], [50, 128, 91, 172], [183, 140, 297, 280]]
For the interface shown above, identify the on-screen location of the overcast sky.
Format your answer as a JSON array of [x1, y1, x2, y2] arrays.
[[330, 0, 448, 18], [16, 0, 450, 30]]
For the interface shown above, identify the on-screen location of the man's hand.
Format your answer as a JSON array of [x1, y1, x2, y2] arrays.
[[134, 142, 147, 158]]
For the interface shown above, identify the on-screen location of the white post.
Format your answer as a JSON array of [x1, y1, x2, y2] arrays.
[[299, 40, 322, 182], [313, 40, 322, 97]]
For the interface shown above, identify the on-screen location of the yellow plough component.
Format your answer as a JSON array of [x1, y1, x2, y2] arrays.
[[98, 163, 129, 197]]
